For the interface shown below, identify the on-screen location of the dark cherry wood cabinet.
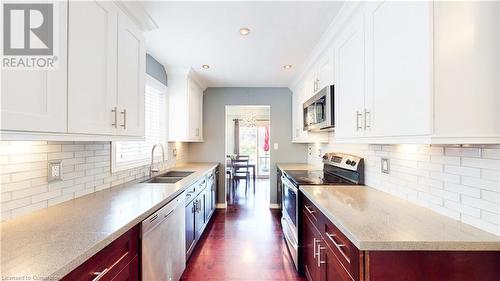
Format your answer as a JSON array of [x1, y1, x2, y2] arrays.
[[62, 225, 139, 281], [300, 193, 500, 281]]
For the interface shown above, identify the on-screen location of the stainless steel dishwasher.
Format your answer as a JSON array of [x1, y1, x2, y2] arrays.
[[141, 193, 186, 281]]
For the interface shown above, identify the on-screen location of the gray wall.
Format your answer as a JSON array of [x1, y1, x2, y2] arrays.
[[189, 87, 308, 205]]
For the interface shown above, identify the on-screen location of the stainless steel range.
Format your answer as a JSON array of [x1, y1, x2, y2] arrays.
[[280, 152, 364, 271]]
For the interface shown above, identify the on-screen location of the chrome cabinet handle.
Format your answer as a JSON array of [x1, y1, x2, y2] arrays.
[[356, 111, 363, 131], [313, 238, 318, 259], [304, 205, 316, 215], [317, 244, 326, 267], [326, 232, 349, 262], [120, 109, 127, 129], [92, 268, 109, 281], [364, 109, 371, 129], [111, 107, 117, 128]]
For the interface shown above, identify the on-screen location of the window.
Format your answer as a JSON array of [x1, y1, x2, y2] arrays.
[[112, 75, 167, 172]]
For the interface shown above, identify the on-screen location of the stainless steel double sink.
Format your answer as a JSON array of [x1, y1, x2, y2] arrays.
[[142, 171, 194, 184]]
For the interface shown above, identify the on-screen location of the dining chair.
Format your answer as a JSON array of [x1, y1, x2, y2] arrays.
[[231, 159, 250, 194]]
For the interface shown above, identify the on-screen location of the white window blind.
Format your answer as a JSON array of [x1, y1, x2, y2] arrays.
[[113, 76, 167, 171]]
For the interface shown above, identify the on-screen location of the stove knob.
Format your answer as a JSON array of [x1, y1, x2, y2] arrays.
[[322, 155, 328, 160], [346, 160, 351, 165], [351, 161, 356, 166]]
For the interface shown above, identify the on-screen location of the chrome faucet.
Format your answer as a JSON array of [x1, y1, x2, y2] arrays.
[[150, 144, 165, 177]]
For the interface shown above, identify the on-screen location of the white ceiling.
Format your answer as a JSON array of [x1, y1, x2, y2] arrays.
[[142, 1, 344, 88]]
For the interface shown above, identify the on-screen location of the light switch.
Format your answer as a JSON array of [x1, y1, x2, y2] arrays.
[[273, 143, 279, 150], [381, 158, 390, 174], [48, 161, 62, 182]]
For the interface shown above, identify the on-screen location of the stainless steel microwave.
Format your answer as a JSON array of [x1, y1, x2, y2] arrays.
[[303, 85, 334, 131]]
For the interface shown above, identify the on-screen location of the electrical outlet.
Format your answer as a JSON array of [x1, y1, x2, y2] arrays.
[[172, 148, 177, 158], [273, 143, 279, 150], [381, 158, 390, 174], [48, 161, 62, 182], [308, 146, 312, 156]]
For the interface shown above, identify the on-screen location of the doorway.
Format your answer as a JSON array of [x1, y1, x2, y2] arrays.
[[225, 105, 271, 208]]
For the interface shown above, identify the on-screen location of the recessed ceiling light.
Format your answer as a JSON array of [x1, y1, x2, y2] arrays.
[[202, 64, 210, 69], [239, 27, 250, 36], [283, 64, 293, 70]]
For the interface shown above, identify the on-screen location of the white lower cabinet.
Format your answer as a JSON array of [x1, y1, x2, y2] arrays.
[[1, 2, 68, 133]]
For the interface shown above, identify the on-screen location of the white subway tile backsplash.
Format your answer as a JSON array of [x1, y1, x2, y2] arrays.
[[444, 165, 481, 178], [309, 141, 500, 236], [0, 141, 189, 221], [462, 157, 500, 170]]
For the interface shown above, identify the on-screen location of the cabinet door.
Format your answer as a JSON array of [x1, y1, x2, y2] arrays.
[[334, 13, 366, 139], [68, 1, 118, 135], [322, 245, 352, 281], [317, 48, 334, 90], [188, 79, 202, 140], [364, 1, 432, 137], [292, 82, 305, 141], [185, 200, 196, 255], [116, 9, 145, 137], [303, 212, 322, 281], [204, 184, 212, 222], [1, 2, 67, 133]]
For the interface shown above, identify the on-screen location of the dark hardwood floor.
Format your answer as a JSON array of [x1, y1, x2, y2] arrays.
[[181, 179, 305, 281]]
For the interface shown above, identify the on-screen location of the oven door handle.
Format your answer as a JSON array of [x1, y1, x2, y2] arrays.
[[281, 217, 298, 250], [281, 175, 298, 193]]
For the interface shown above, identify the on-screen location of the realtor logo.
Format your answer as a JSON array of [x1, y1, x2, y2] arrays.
[[2, 2, 58, 69]]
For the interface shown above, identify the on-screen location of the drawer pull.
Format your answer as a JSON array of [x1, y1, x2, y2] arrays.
[[92, 268, 109, 281], [304, 205, 316, 214], [317, 245, 326, 267], [326, 232, 350, 263]]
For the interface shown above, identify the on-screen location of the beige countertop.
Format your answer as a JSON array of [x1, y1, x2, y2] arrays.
[[0, 162, 218, 280], [277, 163, 321, 171], [301, 185, 500, 251]]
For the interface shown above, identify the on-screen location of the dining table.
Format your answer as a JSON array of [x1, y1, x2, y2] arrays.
[[228, 160, 256, 193]]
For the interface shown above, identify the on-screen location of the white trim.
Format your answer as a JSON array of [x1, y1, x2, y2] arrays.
[[269, 203, 280, 209], [146, 74, 167, 94], [0, 130, 144, 142], [216, 203, 227, 209], [289, 2, 363, 90], [115, 1, 158, 32]]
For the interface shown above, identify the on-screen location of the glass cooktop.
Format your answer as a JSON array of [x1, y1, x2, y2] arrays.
[[283, 170, 354, 186]]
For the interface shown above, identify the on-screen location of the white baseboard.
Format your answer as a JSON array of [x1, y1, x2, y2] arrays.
[[269, 203, 280, 209], [216, 203, 227, 209]]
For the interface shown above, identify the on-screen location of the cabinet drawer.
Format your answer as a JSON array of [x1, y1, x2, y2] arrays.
[[185, 177, 207, 204], [111, 255, 139, 281], [324, 243, 353, 281], [302, 195, 321, 227], [62, 226, 139, 281], [321, 218, 361, 281]]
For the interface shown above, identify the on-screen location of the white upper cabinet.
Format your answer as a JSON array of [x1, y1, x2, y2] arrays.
[[168, 68, 204, 142], [68, 1, 118, 135], [316, 48, 334, 91], [432, 1, 499, 142], [68, 1, 145, 137], [1, 2, 68, 133], [334, 13, 366, 139], [364, 1, 432, 138], [332, 1, 499, 144], [187, 79, 203, 140], [2, 1, 146, 140], [116, 8, 146, 136]]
